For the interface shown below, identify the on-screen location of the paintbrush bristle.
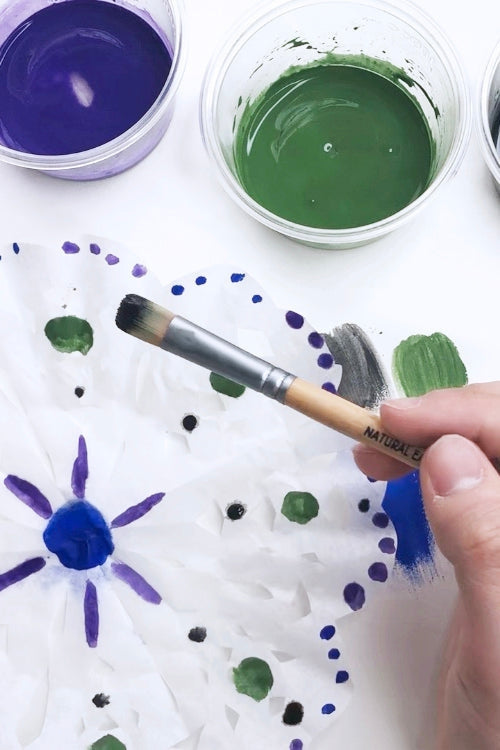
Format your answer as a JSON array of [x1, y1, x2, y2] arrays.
[[115, 294, 175, 346]]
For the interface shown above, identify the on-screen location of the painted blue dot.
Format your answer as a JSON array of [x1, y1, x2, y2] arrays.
[[89, 243, 101, 255], [322, 382, 336, 394], [171, 285, 185, 296], [379, 537, 396, 554], [252, 294, 263, 303], [286, 311, 304, 329], [368, 562, 388, 582], [195, 276, 207, 285], [343, 581, 366, 611], [322, 703, 336, 715], [12, 242, 20, 254], [320, 625, 336, 640], [372, 512, 389, 529], [308, 332, 324, 349], [62, 241, 80, 254], [105, 254, 119, 266], [290, 741, 303, 750], [336, 670, 349, 684], [328, 648, 340, 660], [43, 500, 114, 571], [317, 353, 334, 369], [231, 273, 245, 282], [132, 264, 147, 278]]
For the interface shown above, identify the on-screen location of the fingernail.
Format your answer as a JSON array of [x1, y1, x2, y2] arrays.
[[383, 397, 422, 410], [425, 435, 484, 497]]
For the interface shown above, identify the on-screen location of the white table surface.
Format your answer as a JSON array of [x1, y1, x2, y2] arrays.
[[1, 0, 500, 747]]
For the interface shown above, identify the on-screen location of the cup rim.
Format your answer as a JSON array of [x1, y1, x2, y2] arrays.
[[200, 0, 471, 246], [0, 0, 187, 171], [478, 40, 500, 185]]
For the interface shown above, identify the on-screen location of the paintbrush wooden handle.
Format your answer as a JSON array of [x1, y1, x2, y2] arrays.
[[284, 378, 424, 469]]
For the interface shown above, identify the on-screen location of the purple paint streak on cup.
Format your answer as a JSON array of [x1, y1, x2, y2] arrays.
[[105, 254, 120, 265], [111, 561, 161, 604], [89, 243, 101, 255], [285, 310, 304, 329], [343, 581, 365, 611], [0, 557, 46, 591], [84, 580, 99, 648], [4, 476, 53, 519], [368, 562, 388, 582], [379, 537, 396, 554], [72, 435, 88, 499], [132, 263, 147, 278], [62, 241, 80, 254], [290, 741, 303, 750], [110, 492, 165, 528]]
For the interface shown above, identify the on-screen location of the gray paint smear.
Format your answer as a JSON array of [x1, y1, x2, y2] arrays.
[[323, 323, 389, 408]]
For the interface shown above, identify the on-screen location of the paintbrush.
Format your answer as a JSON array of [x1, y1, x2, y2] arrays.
[[115, 294, 424, 469]]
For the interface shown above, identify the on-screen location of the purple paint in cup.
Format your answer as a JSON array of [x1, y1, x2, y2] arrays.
[[0, 0, 185, 179]]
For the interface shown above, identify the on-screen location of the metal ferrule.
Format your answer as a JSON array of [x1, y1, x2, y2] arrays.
[[161, 316, 295, 403]]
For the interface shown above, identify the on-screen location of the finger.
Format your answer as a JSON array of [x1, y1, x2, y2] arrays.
[[352, 444, 411, 480], [380, 385, 500, 459]]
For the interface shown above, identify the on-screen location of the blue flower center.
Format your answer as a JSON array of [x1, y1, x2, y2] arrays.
[[43, 500, 114, 570]]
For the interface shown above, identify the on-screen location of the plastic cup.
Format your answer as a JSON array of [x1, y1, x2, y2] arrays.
[[479, 41, 500, 193], [200, 0, 470, 248], [0, 0, 186, 180]]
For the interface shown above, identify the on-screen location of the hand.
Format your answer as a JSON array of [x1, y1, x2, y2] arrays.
[[354, 383, 500, 750]]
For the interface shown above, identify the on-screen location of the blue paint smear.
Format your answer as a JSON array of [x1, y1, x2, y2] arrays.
[[43, 500, 114, 570], [382, 470, 435, 580]]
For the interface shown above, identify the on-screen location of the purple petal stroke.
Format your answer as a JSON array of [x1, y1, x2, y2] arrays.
[[111, 561, 161, 604], [110, 492, 165, 528], [4, 476, 53, 519], [84, 580, 99, 648], [72, 435, 88, 499], [0, 557, 46, 591]]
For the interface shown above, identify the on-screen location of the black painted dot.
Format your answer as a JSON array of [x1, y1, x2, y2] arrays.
[[226, 503, 246, 521], [282, 701, 304, 725], [92, 693, 110, 708], [358, 498, 370, 513], [74, 386, 85, 398], [182, 414, 198, 432], [188, 627, 207, 643]]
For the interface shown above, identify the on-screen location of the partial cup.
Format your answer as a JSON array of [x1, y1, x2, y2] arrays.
[[200, 0, 470, 249], [479, 41, 500, 193]]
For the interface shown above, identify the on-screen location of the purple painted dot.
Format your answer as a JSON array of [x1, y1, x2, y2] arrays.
[[308, 332, 324, 349], [62, 241, 80, 254], [285, 310, 304, 329], [321, 382, 336, 394], [105, 254, 119, 265], [195, 276, 207, 285], [132, 264, 147, 278], [336, 670, 349, 684], [320, 625, 336, 640], [231, 272, 245, 282], [89, 243, 101, 255], [328, 648, 340, 660], [321, 703, 336, 715], [252, 294, 263, 303], [317, 353, 334, 369], [379, 537, 396, 554], [12, 242, 20, 254], [171, 285, 184, 296], [343, 582, 366, 611], [368, 562, 388, 582], [372, 512, 389, 529], [290, 741, 303, 750]]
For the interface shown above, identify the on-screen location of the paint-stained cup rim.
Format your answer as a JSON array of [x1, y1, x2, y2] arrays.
[[0, 0, 186, 173], [478, 41, 500, 188], [200, 0, 471, 248]]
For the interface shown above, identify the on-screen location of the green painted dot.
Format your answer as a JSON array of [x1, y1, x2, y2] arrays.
[[90, 736, 126, 750], [233, 657, 274, 701], [44, 316, 94, 355], [392, 332, 468, 397], [209, 372, 246, 398], [281, 491, 319, 524]]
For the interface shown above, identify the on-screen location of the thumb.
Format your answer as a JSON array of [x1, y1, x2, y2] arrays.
[[421, 434, 500, 603]]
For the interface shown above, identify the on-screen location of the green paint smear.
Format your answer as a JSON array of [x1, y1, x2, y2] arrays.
[[233, 657, 274, 701], [90, 736, 126, 750], [234, 56, 435, 229], [393, 333, 468, 397], [44, 316, 93, 355], [281, 491, 319, 524], [209, 372, 246, 398]]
